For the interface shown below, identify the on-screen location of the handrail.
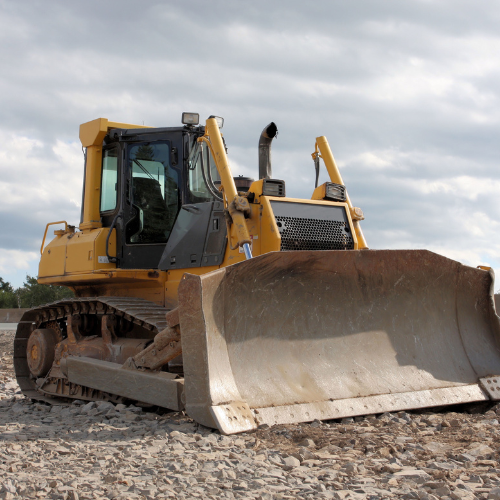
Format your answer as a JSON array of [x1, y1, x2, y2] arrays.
[[105, 213, 122, 263], [40, 221, 67, 255]]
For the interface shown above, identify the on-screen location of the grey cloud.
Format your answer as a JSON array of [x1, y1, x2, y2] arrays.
[[0, 0, 499, 285], [0, 201, 80, 252]]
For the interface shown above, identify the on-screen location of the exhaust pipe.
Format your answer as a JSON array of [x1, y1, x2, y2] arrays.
[[258, 122, 278, 180]]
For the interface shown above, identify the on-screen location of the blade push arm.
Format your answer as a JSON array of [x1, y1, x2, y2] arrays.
[[202, 118, 253, 259], [315, 136, 368, 249]]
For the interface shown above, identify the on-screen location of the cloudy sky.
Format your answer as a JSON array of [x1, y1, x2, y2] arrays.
[[1, 0, 499, 288]]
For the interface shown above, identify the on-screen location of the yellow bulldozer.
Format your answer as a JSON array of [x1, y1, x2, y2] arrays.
[[14, 114, 500, 434]]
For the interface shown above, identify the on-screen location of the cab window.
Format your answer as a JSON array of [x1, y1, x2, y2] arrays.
[[126, 142, 180, 244], [187, 140, 221, 203], [100, 147, 118, 212]]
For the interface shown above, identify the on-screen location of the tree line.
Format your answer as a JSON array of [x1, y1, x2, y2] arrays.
[[0, 276, 74, 309]]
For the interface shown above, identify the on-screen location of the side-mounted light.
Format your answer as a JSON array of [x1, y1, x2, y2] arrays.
[[182, 112, 200, 126], [324, 182, 347, 202], [262, 179, 286, 197], [208, 115, 224, 128]]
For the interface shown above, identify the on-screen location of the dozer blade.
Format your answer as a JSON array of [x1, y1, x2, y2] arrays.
[[178, 250, 500, 434]]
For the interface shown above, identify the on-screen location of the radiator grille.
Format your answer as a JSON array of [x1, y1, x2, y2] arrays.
[[275, 216, 354, 251]]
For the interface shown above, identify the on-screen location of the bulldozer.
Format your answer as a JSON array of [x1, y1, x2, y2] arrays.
[[14, 114, 500, 435]]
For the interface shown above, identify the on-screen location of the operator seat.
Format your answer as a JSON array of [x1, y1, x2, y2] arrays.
[[129, 177, 170, 243]]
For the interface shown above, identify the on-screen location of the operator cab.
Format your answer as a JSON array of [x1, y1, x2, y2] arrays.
[[96, 113, 225, 270]]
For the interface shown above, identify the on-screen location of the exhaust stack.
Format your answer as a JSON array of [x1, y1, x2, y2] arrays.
[[258, 122, 278, 180]]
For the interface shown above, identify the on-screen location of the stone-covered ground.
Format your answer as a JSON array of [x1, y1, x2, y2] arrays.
[[1, 330, 500, 500]]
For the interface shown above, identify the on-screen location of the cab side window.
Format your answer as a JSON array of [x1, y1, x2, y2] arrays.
[[100, 147, 118, 212], [188, 141, 221, 203]]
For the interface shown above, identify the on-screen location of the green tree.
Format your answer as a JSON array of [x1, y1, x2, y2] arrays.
[[17, 275, 74, 308], [0, 277, 13, 293], [135, 144, 155, 161], [0, 278, 17, 308]]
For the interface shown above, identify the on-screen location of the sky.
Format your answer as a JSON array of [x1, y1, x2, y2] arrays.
[[0, 0, 499, 288]]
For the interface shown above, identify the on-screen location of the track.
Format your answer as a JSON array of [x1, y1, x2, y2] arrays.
[[14, 297, 169, 405]]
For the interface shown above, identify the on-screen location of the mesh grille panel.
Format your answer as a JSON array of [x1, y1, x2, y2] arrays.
[[275, 216, 354, 251]]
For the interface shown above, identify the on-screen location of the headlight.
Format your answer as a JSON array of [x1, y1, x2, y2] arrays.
[[325, 182, 346, 202], [208, 115, 224, 128], [262, 179, 286, 197]]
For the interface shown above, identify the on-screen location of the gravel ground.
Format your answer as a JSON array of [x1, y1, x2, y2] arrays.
[[1, 330, 500, 500]]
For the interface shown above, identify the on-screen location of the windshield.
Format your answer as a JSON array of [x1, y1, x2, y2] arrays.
[[187, 139, 222, 203]]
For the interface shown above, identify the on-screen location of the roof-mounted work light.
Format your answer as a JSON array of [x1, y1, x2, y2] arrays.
[[182, 112, 200, 126]]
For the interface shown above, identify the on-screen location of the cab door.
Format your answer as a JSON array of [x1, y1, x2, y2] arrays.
[[120, 140, 181, 269]]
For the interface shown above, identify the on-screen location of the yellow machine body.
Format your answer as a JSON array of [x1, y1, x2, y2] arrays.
[[39, 192, 356, 307], [38, 117, 359, 308], [14, 116, 500, 435]]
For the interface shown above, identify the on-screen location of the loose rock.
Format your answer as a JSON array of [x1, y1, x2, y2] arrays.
[[1, 329, 500, 499]]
